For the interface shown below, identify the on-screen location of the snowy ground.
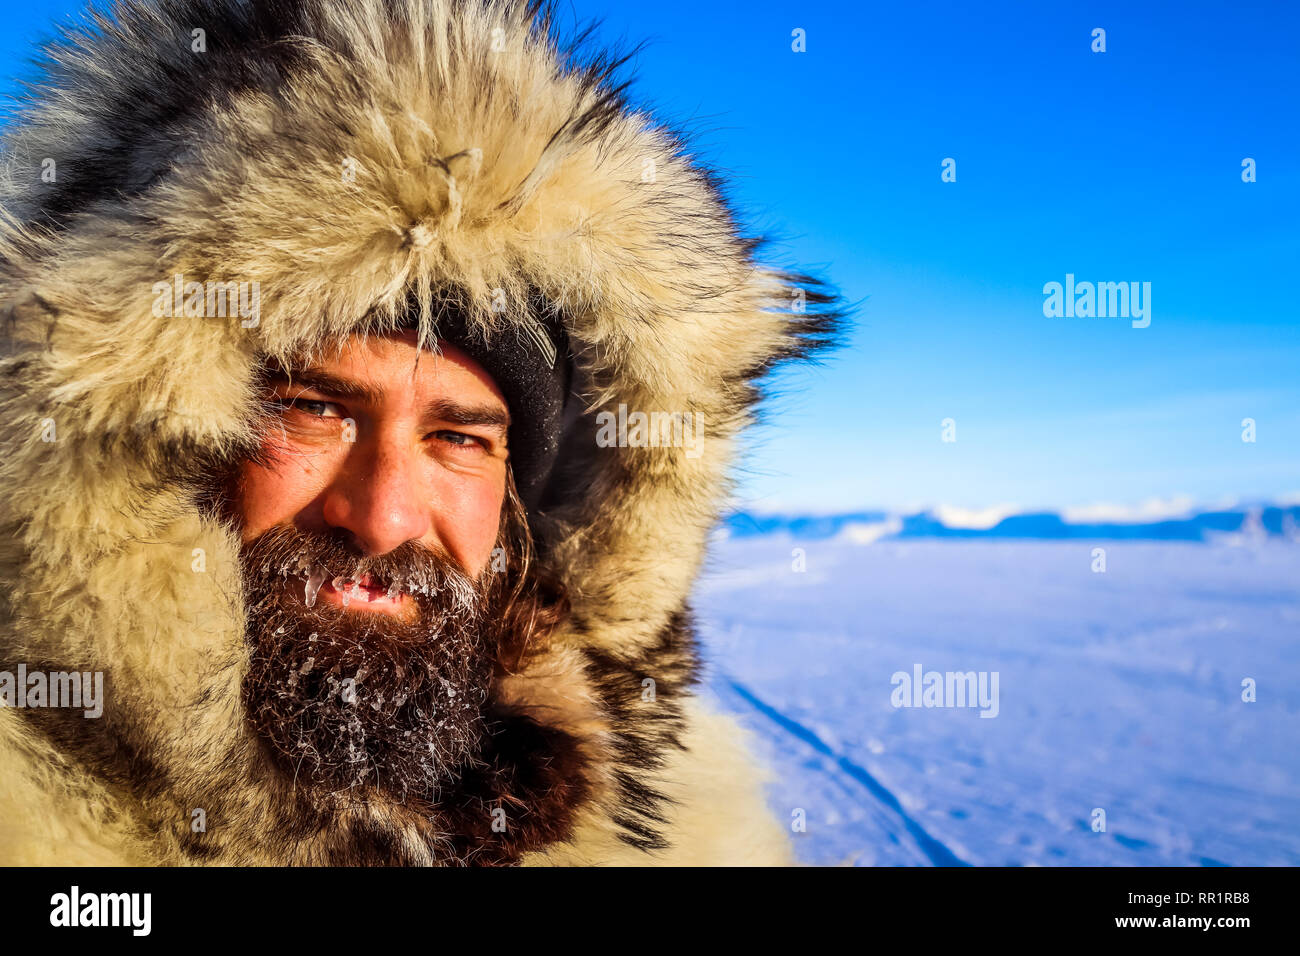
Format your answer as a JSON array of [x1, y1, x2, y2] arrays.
[[693, 536, 1300, 866]]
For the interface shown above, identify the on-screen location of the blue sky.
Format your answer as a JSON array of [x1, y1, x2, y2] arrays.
[[2, 0, 1297, 513]]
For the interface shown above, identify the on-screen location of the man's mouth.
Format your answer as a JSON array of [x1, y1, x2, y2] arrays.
[[317, 574, 408, 612], [289, 570, 412, 615]]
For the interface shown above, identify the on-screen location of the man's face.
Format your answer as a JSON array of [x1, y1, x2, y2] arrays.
[[236, 329, 510, 603], [230, 330, 518, 799]]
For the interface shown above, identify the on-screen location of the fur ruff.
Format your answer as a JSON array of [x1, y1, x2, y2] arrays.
[[0, 0, 839, 865]]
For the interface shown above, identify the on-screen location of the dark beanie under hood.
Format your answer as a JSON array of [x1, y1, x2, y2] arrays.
[[407, 296, 572, 511]]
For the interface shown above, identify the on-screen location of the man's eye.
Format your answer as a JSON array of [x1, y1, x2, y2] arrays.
[[435, 430, 482, 449], [277, 397, 344, 419]]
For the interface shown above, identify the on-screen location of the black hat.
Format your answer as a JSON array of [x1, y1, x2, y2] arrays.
[[407, 299, 571, 511]]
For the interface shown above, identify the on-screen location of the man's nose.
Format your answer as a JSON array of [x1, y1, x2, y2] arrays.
[[319, 435, 431, 556]]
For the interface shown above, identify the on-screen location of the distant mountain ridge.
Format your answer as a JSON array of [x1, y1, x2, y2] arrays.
[[722, 503, 1300, 543]]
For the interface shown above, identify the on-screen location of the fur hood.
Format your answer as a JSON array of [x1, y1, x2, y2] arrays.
[[0, 0, 838, 865]]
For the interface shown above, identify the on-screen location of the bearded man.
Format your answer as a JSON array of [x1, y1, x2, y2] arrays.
[[0, 0, 839, 865]]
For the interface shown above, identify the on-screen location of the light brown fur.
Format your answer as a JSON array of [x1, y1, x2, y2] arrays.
[[0, 0, 836, 865]]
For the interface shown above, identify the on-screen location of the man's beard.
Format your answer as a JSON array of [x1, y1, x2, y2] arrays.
[[239, 526, 504, 805]]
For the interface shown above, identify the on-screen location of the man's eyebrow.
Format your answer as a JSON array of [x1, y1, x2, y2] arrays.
[[268, 369, 381, 405], [424, 398, 510, 433]]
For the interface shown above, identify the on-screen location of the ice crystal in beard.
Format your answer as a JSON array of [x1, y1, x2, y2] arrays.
[[240, 527, 497, 802]]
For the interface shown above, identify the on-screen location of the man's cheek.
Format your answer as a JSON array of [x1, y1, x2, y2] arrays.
[[435, 477, 506, 575], [234, 463, 280, 542], [258, 430, 327, 475], [236, 446, 326, 541]]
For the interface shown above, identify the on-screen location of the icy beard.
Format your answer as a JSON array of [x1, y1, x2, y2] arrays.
[[239, 526, 504, 804]]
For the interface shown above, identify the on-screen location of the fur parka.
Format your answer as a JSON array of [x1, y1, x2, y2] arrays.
[[0, 0, 838, 865]]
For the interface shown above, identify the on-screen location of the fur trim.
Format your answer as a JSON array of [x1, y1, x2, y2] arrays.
[[0, 0, 839, 865]]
